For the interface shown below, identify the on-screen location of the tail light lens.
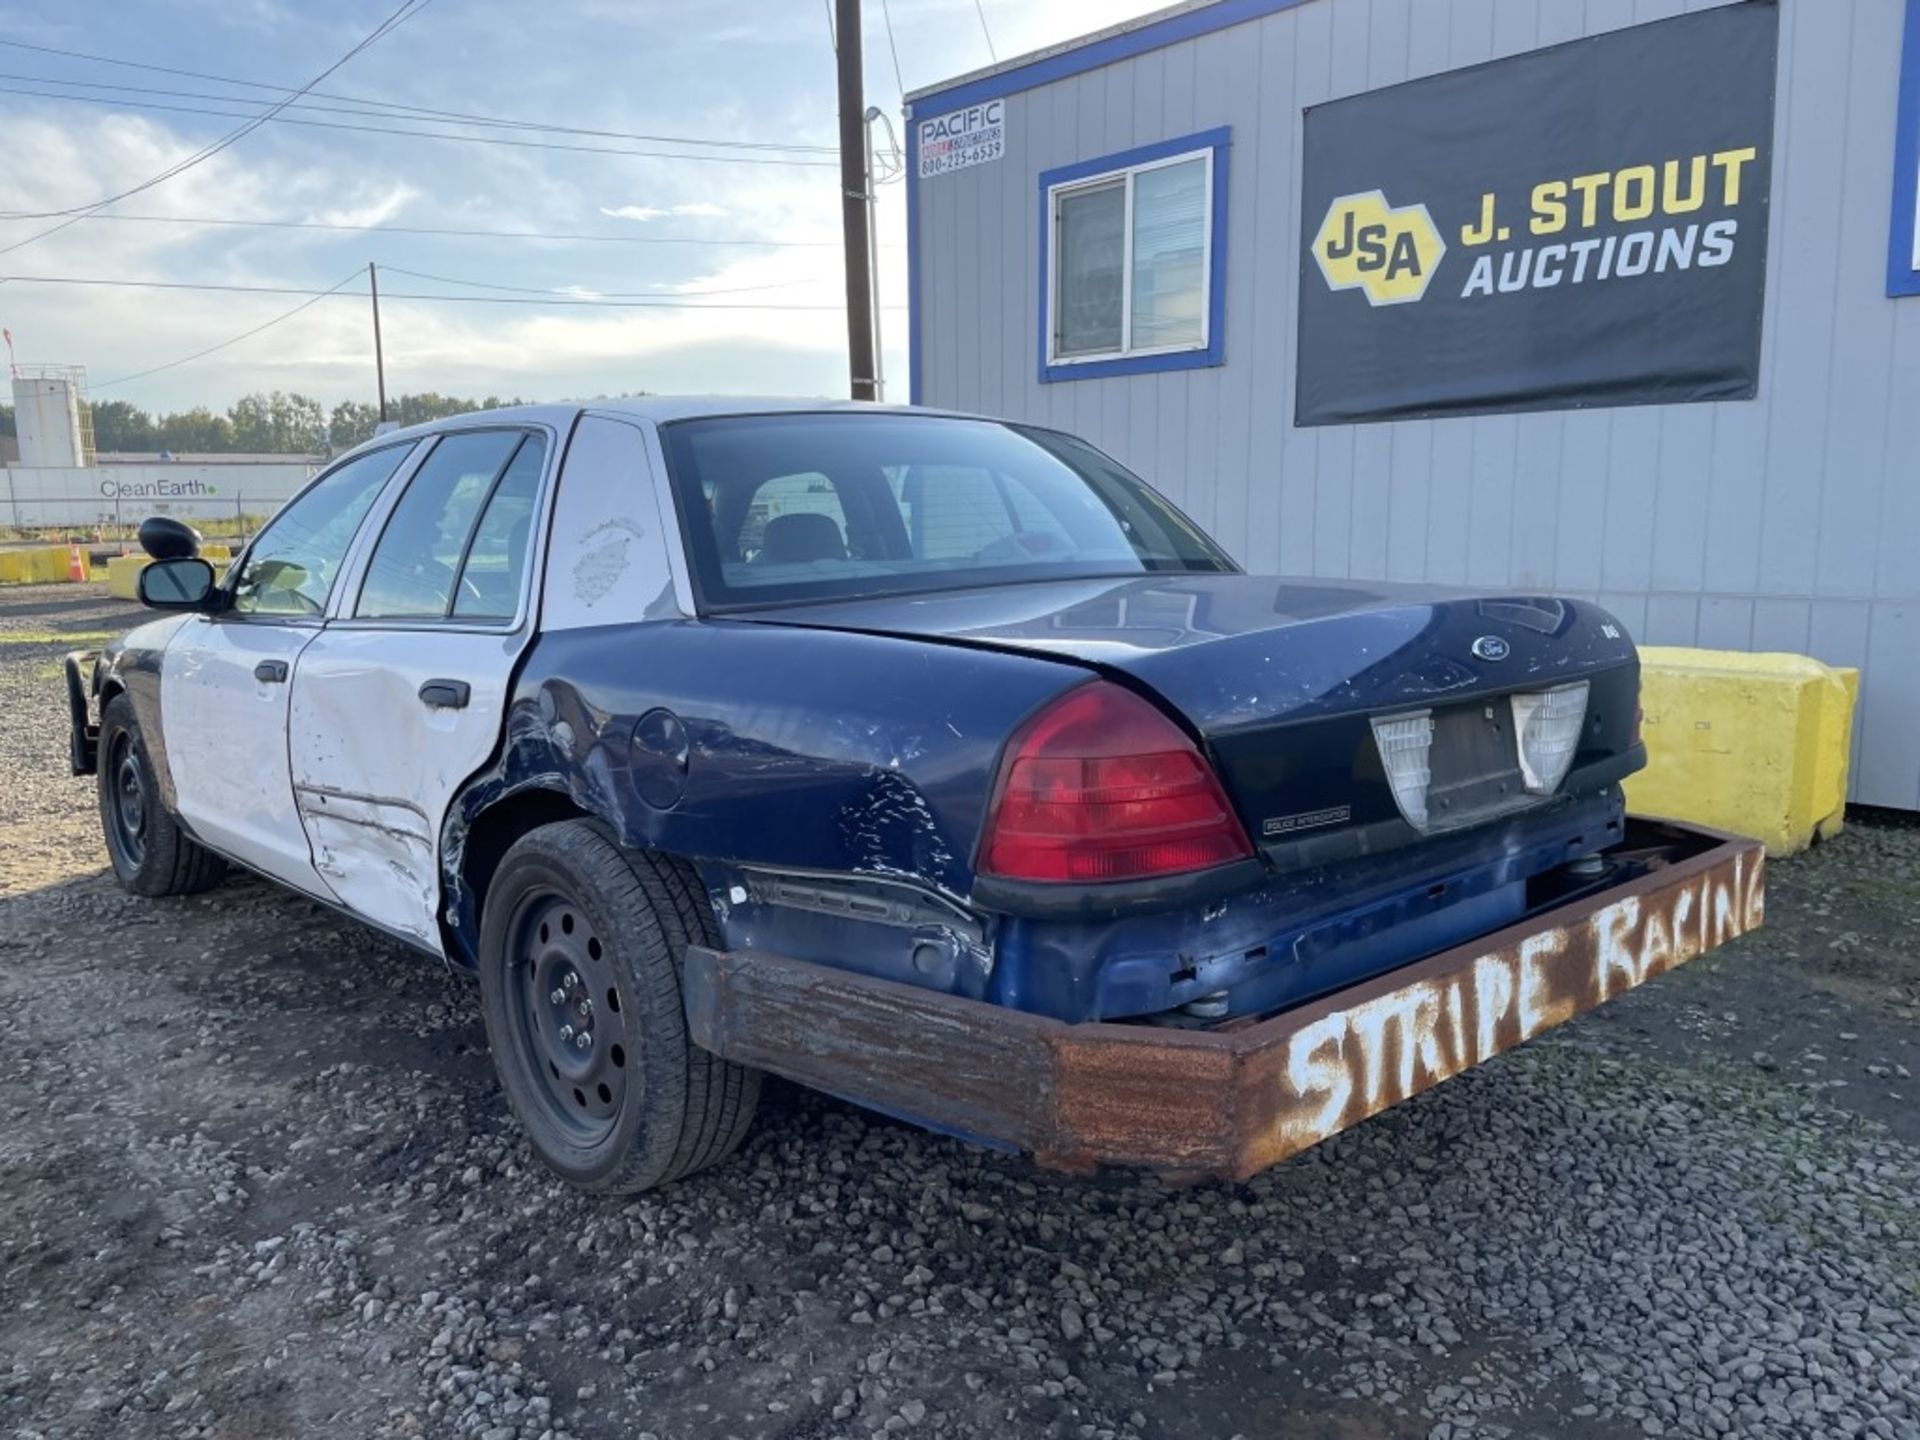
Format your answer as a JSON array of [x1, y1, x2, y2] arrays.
[[980, 682, 1253, 884], [1510, 680, 1589, 794], [1371, 710, 1436, 830]]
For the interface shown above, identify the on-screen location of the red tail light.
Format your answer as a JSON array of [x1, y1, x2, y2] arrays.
[[980, 682, 1254, 884]]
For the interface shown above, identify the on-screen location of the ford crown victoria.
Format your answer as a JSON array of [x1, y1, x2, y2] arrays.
[[65, 399, 1763, 1192]]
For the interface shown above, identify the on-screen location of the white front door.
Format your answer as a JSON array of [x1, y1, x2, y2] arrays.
[[162, 615, 325, 894], [289, 427, 553, 951], [163, 441, 419, 895]]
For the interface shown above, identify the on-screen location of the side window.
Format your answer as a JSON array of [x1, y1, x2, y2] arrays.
[[452, 435, 547, 618], [229, 444, 412, 617], [356, 431, 525, 619], [738, 473, 847, 564]]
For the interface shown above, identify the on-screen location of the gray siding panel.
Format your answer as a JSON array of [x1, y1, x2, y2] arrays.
[[911, 0, 1919, 807]]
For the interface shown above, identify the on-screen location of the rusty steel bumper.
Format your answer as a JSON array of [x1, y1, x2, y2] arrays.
[[683, 819, 1764, 1181]]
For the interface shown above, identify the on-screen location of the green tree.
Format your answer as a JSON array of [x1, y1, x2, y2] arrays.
[[327, 399, 381, 451], [87, 399, 158, 452], [227, 390, 326, 453], [155, 407, 235, 453]]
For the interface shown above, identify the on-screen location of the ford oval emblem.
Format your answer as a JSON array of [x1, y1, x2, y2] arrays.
[[1471, 634, 1511, 662]]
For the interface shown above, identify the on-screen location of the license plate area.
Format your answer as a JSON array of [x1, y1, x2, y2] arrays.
[[1422, 700, 1533, 832]]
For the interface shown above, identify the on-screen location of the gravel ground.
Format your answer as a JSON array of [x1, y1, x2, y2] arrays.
[[2, 579, 1918, 1440]]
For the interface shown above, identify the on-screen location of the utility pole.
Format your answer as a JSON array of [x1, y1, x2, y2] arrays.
[[368, 261, 389, 423], [835, 0, 877, 402]]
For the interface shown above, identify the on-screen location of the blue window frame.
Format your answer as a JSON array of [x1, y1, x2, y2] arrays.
[[1891, 0, 1920, 295], [1037, 128, 1230, 383]]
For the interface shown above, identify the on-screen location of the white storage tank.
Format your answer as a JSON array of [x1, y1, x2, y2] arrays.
[[13, 370, 89, 469]]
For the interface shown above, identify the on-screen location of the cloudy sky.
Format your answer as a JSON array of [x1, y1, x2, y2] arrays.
[[0, 0, 1168, 416]]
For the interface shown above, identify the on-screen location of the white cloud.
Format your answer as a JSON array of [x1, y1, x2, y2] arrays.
[[0, 99, 873, 411], [315, 187, 418, 230], [599, 201, 730, 223]]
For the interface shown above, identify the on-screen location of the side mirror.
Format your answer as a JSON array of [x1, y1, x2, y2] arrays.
[[138, 515, 202, 560], [137, 557, 216, 611]]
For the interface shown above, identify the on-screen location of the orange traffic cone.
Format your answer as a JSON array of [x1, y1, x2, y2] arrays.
[[66, 542, 87, 583]]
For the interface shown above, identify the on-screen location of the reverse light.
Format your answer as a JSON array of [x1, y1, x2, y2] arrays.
[[1371, 710, 1436, 831], [1511, 681, 1590, 794], [980, 682, 1253, 884]]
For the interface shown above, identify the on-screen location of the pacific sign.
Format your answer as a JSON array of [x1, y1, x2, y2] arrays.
[[917, 98, 1006, 180]]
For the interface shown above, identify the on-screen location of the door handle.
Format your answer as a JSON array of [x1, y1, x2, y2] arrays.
[[418, 678, 471, 710], [254, 659, 289, 683]]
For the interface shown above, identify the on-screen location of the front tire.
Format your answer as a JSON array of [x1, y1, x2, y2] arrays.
[[477, 820, 760, 1193], [97, 694, 227, 897]]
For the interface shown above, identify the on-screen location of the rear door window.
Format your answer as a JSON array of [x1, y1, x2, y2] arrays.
[[453, 438, 547, 618], [356, 430, 541, 620]]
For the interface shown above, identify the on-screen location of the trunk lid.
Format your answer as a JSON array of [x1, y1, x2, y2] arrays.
[[744, 574, 1642, 854]]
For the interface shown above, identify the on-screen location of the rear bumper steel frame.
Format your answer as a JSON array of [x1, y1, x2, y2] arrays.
[[684, 819, 1764, 1182]]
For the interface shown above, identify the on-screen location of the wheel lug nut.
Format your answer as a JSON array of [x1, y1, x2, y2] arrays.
[[559, 1024, 575, 1042], [563, 971, 579, 992], [550, 987, 566, 1005], [574, 1032, 592, 1050]]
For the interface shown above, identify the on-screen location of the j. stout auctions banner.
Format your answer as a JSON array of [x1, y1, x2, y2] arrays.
[[1296, 1, 1778, 426]]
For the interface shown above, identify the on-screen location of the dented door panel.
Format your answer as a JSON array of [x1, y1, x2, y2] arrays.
[[289, 627, 528, 948]]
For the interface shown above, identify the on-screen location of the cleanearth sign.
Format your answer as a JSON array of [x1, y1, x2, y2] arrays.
[[1296, 1, 1779, 426]]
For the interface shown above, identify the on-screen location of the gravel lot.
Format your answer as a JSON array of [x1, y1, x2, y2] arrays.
[[3, 580, 1918, 1440]]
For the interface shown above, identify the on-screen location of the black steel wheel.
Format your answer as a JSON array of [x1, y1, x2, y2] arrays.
[[503, 889, 633, 1145], [477, 819, 760, 1193], [105, 725, 149, 871], [95, 694, 227, 897]]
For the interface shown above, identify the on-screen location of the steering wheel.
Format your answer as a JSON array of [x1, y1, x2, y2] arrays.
[[244, 557, 324, 615]]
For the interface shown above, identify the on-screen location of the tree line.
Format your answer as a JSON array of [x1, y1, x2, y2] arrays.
[[0, 391, 532, 457]]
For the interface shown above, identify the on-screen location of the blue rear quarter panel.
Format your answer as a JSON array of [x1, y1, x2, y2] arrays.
[[444, 617, 1086, 953]]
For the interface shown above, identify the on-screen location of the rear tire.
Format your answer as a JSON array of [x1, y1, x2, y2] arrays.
[[477, 820, 760, 1193], [97, 694, 227, 898]]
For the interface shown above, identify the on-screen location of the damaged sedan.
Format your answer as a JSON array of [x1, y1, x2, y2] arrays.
[[66, 399, 1763, 1192]]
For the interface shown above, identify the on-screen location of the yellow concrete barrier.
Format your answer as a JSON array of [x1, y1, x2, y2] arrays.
[[105, 547, 234, 601], [0, 544, 85, 584], [1625, 647, 1859, 856]]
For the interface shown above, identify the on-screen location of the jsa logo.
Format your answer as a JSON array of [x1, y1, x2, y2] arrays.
[[1311, 190, 1446, 306]]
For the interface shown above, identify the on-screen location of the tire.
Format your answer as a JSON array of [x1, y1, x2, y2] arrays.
[[97, 693, 227, 898], [476, 820, 760, 1193]]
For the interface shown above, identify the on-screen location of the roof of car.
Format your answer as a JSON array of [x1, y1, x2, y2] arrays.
[[364, 396, 978, 449]]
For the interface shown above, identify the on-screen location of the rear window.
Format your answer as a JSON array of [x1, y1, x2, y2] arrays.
[[659, 413, 1233, 610]]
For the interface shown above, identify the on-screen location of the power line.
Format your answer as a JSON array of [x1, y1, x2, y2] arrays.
[[0, 0, 432, 231], [31, 212, 888, 249], [973, 0, 998, 62], [877, 0, 908, 101], [0, 84, 838, 176], [0, 41, 835, 155], [0, 273, 907, 310], [91, 269, 367, 390], [374, 263, 833, 298], [0, 71, 834, 155]]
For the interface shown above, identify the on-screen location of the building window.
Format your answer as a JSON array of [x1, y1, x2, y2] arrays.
[[1040, 127, 1229, 382]]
